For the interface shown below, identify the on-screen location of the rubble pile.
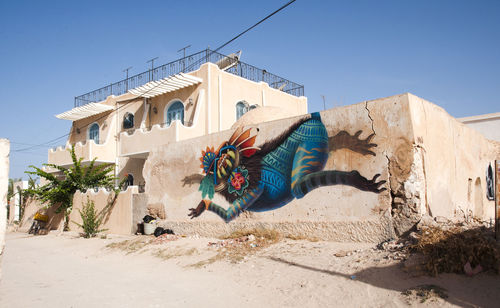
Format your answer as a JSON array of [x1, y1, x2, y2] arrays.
[[409, 223, 499, 276], [369, 214, 500, 277]]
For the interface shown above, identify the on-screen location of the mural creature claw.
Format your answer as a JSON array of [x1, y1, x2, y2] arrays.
[[188, 112, 386, 223]]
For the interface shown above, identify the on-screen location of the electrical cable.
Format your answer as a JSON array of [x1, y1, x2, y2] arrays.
[[213, 0, 296, 53]]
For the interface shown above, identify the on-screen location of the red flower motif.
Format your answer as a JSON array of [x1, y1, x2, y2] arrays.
[[231, 172, 245, 190]]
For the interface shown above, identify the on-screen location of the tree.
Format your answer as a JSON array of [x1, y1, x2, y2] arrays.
[[26, 146, 119, 230], [7, 178, 21, 201], [18, 176, 37, 220]]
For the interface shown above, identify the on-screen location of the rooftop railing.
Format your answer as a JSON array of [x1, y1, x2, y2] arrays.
[[74, 49, 304, 107]]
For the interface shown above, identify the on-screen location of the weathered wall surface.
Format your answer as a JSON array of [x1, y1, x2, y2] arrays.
[[143, 94, 409, 241], [18, 198, 64, 232], [7, 199, 15, 224], [0, 139, 9, 279], [459, 112, 500, 142], [17, 188, 148, 235], [70, 187, 147, 235], [142, 93, 499, 242], [408, 94, 499, 221]]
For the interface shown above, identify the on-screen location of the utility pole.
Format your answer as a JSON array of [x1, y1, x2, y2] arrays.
[[321, 95, 326, 110], [122, 66, 132, 90], [147, 57, 158, 81], [177, 45, 191, 72]]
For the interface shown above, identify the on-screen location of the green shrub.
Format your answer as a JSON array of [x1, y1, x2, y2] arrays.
[[73, 197, 107, 238]]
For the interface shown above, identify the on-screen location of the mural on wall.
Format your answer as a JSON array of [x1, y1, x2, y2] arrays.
[[188, 112, 387, 223]]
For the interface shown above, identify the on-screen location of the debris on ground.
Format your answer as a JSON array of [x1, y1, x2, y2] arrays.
[[106, 237, 153, 254], [203, 228, 282, 263], [334, 250, 350, 257], [464, 261, 483, 276], [151, 234, 180, 244], [208, 235, 254, 248], [401, 284, 448, 304], [410, 225, 500, 276], [153, 227, 175, 237]]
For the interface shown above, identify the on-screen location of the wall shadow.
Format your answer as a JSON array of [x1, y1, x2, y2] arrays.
[[267, 256, 499, 307]]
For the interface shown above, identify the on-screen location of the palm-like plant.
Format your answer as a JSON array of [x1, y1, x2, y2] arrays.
[[26, 146, 118, 230], [7, 178, 21, 201]]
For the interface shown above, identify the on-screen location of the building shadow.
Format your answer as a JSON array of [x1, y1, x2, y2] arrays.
[[267, 256, 499, 307]]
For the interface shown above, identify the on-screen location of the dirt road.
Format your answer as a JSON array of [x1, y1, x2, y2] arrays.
[[1, 232, 498, 307]]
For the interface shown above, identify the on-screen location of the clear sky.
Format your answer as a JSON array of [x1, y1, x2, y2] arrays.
[[1, 0, 499, 179]]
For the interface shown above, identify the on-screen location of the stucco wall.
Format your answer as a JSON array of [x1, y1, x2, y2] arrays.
[[68, 98, 116, 146], [70, 186, 147, 235], [18, 198, 64, 232], [49, 106, 117, 166], [0, 139, 9, 278], [8, 199, 15, 224], [458, 112, 500, 142], [118, 158, 146, 187], [408, 94, 499, 220], [142, 93, 499, 242]]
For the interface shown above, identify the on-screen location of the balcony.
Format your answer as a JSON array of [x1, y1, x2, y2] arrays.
[[74, 49, 304, 107], [120, 120, 201, 158], [48, 140, 116, 168]]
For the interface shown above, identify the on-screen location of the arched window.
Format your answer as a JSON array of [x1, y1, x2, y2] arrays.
[[236, 101, 249, 120], [88, 123, 99, 144], [123, 113, 134, 129], [165, 100, 184, 126]]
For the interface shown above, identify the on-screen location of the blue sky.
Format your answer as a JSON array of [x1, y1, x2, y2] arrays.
[[1, 0, 499, 179]]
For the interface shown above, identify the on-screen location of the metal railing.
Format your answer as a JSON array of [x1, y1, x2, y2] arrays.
[[74, 49, 304, 107]]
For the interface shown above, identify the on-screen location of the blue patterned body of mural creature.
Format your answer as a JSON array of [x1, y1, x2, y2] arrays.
[[188, 112, 386, 222]]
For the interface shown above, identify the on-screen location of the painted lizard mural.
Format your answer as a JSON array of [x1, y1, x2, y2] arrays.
[[188, 112, 386, 222]]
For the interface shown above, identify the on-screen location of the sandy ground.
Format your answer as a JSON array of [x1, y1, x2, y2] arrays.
[[1, 231, 499, 308]]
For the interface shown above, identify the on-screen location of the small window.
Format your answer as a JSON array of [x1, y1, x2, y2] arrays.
[[165, 101, 184, 126], [123, 113, 134, 129], [88, 123, 99, 144], [236, 101, 249, 120]]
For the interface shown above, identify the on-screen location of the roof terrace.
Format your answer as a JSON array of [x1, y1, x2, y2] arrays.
[[74, 49, 304, 107]]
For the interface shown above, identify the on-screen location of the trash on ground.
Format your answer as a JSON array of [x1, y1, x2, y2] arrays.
[[154, 227, 175, 237]]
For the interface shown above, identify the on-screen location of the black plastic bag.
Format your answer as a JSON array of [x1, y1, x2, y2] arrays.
[[153, 227, 175, 237], [154, 227, 164, 237]]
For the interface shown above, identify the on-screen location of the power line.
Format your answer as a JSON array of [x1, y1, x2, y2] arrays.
[[10, 141, 55, 147], [213, 0, 296, 53], [13, 0, 298, 153], [12, 102, 134, 152]]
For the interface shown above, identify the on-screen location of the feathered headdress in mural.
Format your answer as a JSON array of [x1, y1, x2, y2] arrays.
[[198, 126, 260, 198]]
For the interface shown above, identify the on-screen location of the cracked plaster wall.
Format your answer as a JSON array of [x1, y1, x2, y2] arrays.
[[0, 139, 9, 278], [407, 93, 499, 222], [142, 93, 499, 241]]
